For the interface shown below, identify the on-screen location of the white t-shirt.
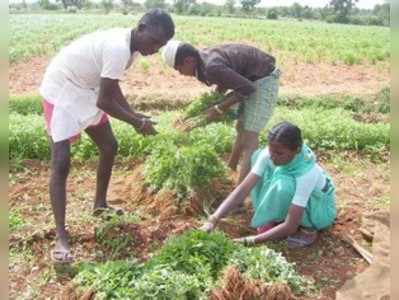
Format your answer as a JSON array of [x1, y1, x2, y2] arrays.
[[39, 28, 139, 142], [251, 148, 327, 208]]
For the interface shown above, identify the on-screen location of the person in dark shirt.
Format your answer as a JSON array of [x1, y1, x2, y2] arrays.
[[162, 42, 281, 184]]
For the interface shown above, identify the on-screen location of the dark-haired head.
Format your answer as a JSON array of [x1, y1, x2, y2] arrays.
[[134, 9, 175, 56], [174, 43, 200, 76], [267, 122, 303, 165]]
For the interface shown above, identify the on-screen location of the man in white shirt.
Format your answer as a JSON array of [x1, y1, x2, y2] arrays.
[[39, 9, 175, 263]]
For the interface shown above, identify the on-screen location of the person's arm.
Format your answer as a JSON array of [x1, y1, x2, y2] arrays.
[[216, 91, 242, 110], [110, 79, 152, 120], [237, 205, 304, 245], [204, 65, 255, 122], [97, 78, 156, 135], [237, 168, 321, 245], [201, 173, 259, 231]]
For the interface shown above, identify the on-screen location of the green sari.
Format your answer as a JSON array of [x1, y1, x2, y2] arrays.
[[250, 144, 336, 230]]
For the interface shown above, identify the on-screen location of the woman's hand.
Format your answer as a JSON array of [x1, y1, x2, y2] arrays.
[[199, 216, 218, 233], [200, 221, 216, 233]]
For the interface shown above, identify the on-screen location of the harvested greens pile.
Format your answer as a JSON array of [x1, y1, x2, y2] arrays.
[[74, 230, 309, 299]]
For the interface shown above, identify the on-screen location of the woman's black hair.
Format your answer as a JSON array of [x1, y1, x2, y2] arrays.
[[268, 121, 303, 151], [139, 9, 175, 40], [174, 43, 200, 67]]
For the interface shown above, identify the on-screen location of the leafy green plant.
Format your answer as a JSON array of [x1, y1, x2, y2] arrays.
[[144, 141, 226, 198], [259, 107, 389, 154], [9, 94, 42, 115], [342, 96, 373, 113], [74, 230, 309, 299], [377, 86, 390, 113], [9, 113, 50, 162], [95, 212, 140, 259], [176, 92, 236, 131], [146, 230, 236, 279], [189, 123, 235, 155], [227, 246, 310, 294], [130, 265, 212, 300], [184, 92, 225, 119], [9, 210, 24, 232], [74, 260, 143, 299], [278, 93, 386, 114], [10, 15, 389, 65], [9, 104, 390, 166]]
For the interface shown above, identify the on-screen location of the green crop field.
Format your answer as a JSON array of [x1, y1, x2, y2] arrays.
[[10, 14, 390, 65], [9, 12, 390, 300]]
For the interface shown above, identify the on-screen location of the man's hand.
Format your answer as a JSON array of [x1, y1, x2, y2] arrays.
[[205, 106, 223, 123], [136, 118, 157, 136], [215, 86, 227, 94], [135, 112, 152, 120]]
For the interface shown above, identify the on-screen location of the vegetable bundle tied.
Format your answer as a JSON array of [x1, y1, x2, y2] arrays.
[[175, 92, 237, 132]]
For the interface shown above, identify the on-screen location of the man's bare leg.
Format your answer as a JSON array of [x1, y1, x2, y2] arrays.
[[238, 131, 259, 184], [50, 139, 72, 260], [85, 121, 118, 210]]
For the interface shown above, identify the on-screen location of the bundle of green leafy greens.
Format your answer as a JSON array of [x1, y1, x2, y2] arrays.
[[175, 92, 237, 132], [74, 230, 310, 299]]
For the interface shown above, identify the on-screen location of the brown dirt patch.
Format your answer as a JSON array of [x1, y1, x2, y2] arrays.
[[8, 152, 390, 300], [9, 56, 389, 101], [352, 112, 389, 123], [9, 56, 48, 95], [279, 60, 389, 97]]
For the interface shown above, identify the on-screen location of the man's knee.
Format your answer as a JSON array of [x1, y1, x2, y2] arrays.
[[52, 144, 71, 178], [241, 132, 259, 151], [99, 138, 118, 157]]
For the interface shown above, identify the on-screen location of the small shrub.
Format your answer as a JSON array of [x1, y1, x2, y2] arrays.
[[74, 260, 143, 299], [377, 87, 390, 113], [227, 246, 310, 294], [95, 212, 141, 259], [259, 107, 389, 153], [9, 94, 42, 115], [9, 113, 50, 161], [130, 265, 211, 300], [178, 92, 236, 130], [144, 141, 226, 197], [74, 230, 308, 299]]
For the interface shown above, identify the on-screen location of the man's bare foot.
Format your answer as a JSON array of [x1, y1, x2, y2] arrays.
[[51, 235, 73, 263]]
